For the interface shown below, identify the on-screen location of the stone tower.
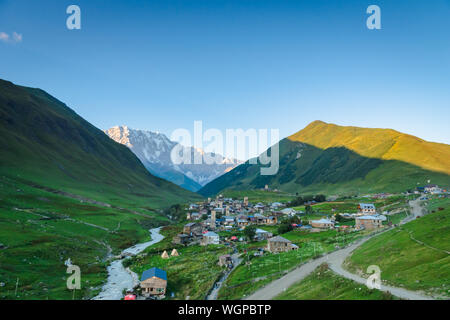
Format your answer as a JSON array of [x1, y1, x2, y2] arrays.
[[211, 210, 216, 230]]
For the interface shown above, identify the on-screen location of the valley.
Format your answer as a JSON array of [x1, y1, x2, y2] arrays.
[[0, 79, 448, 301]]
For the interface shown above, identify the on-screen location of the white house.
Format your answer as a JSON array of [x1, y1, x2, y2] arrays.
[[271, 202, 283, 209], [310, 218, 334, 229], [254, 228, 273, 241], [281, 208, 297, 216], [201, 231, 220, 246], [424, 184, 442, 194], [357, 203, 376, 215]]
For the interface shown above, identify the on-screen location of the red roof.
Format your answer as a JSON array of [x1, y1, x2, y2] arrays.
[[230, 236, 238, 240], [124, 294, 136, 300]]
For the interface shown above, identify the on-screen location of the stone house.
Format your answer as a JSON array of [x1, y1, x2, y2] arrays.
[[357, 203, 376, 215], [183, 222, 203, 237], [355, 215, 385, 230], [201, 231, 220, 246], [310, 218, 335, 229], [172, 233, 191, 245], [267, 236, 298, 253]]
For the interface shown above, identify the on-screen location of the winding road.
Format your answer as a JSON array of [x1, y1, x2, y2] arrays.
[[246, 198, 433, 300]]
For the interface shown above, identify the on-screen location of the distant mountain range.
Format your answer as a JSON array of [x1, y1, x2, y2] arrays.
[[199, 120, 450, 196], [0, 79, 201, 209], [105, 126, 241, 192]]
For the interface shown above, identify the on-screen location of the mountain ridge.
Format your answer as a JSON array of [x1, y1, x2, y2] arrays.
[[0, 79, 201, 209], [199, 121, 450, 196], [105, 125, 242, 191]]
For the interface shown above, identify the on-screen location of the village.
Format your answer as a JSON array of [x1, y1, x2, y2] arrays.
[[124, 183, 448, 300]]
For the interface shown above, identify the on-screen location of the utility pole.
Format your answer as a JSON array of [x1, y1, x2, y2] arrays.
[[278, 254, 281, 275], [14, 278, 19, 297]]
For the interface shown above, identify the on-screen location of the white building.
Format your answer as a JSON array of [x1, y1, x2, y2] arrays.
[[201, 232, 220, 246], [281, 208, 297, 216], [254, 228, 273, 241], [357, 203, 376, 215]]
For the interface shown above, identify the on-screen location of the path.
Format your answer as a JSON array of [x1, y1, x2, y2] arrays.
[[246, 198, 432, 300], [206, 251, 242, 300], [92, 227, 164, 300]]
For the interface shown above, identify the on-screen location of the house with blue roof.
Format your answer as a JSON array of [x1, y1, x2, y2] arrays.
[[140, 267, 167, 297]]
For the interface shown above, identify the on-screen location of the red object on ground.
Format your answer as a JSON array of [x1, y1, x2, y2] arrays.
[[231, 236, 237, 241], [124, 294, 136, 300]]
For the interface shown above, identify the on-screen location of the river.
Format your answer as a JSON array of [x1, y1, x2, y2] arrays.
[[93, 227, 164, 300]]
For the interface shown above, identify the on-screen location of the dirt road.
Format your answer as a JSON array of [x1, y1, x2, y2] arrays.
[[246, 198, 432, 300]]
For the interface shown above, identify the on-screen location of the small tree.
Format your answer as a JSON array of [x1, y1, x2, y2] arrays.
[[278, 223, 293, 234], [243, 225, 257, 241], [305, 205, 313, 214]]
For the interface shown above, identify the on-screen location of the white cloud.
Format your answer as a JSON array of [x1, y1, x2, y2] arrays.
[[0, 31, 23, 43], [0, 32, 9, 42], [12, 32, 22, 43]]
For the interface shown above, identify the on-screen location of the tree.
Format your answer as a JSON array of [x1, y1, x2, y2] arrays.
[[243, 225, 257, 241], [305, 205, 313, 214], [278, 223, 293, 234]]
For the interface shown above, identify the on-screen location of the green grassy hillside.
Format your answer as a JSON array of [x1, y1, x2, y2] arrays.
[[345, 198, 450, 298], [0, 79, 201, 208], [274, 264, 398, 300], [0, 79, 201, 299], [199, 122, 450, 197]]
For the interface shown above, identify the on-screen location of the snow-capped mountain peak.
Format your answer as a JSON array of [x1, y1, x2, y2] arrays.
[[104, 126, 242, 191]]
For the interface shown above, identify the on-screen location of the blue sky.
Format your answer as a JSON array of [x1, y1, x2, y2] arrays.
[[1, 0, 449, 146]]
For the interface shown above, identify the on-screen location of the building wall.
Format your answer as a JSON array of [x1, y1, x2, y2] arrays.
[[355, 219, 382, 230], [140, 277, 167, 295], [268, 241, 292, 253], [310, 222, 334, 229]]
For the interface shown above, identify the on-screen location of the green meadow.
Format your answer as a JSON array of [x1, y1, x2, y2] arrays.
[[127, 226, 230, 300], [274, 263, 398, 300], [0, 175, 171, 300], [217, 228, 367, 300], [345, 198, 450, 298]]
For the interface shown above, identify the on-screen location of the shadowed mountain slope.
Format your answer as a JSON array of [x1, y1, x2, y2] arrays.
[[0, 79, 201, 209], [199, 122, 450, 196]]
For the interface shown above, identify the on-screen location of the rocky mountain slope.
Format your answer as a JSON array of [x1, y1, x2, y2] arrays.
[[105, 126, 241, 191]]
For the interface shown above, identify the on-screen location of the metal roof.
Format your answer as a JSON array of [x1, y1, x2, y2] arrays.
[[140, 267, 167, 281], [268, 235, 291, 243]]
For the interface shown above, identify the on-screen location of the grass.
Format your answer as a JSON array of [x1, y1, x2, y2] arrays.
[[274, 263, 398, 300], [0, 80, 201, 300], [127, 227, 230, 300], [291, 195, 410, 214], [345, 198, 450, 298], [217, 228, 367, 300], [199, 121, 450, 198], [0, 175, 172, 300], [220, 189, 295, 203]]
